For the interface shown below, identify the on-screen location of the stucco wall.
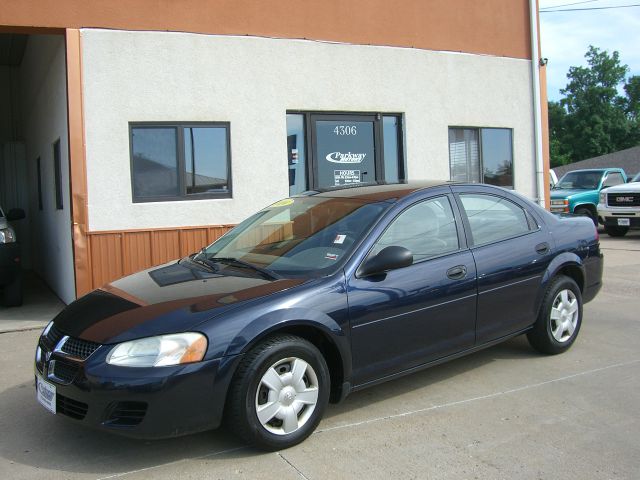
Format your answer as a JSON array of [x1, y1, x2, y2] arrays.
[[19, 35, 75, 304], [81, 29, 536, 232]]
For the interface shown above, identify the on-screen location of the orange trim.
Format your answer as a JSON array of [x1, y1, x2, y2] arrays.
[[1, 0, 532, 60], [65, 29, 92, 298], [536, 0, 551, 208]]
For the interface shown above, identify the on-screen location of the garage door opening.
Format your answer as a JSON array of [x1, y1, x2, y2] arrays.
[[0, 32, 74, 314]]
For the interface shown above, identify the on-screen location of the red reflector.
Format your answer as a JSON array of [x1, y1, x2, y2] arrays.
[[13, 257, 20, 263]]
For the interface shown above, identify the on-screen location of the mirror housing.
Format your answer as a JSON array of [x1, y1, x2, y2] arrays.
[[6, 208, 26, 222], [358, 246, 413, 277]]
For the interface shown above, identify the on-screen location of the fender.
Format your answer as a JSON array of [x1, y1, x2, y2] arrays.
[[572, 202, 596, 214], [533, 251, 586, 315], [224, 307, 351, 381]]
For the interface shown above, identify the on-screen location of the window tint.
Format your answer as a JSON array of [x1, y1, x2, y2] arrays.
[[184, 127, 229, 194], [460, 194, 530, 245], [130, 123, 231, 201], [448, 127, 514, 188], [372, 197, 459, 263], [132, 127, 179, 198], [287, 114, 308, 196]]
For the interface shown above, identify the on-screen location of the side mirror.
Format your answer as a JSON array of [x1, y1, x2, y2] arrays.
[[358, 246, 413, 277], [6, 208, 26, 222]]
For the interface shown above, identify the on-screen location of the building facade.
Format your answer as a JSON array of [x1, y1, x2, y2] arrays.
[[0, 0, 550, 303]]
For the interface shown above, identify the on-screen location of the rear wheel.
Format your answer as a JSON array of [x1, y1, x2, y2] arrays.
[[574, 207, 597, 226], [604, 225, 629, 237], [226, 335, 330, 450], [527, 275, 582, 355]]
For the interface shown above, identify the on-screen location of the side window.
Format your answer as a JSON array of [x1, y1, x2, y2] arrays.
[[459, 194, 531, 245], [602, 172, 624, 188], [371, 196, 459, 263]]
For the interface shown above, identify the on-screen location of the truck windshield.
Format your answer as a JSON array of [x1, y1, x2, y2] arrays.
[[633, 172, 640, 183], [198, 196, 391, 278], [555, 171, 603, 190]]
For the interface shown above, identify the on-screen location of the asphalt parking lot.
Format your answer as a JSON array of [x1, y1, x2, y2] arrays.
[[1, 232, 639, 480]]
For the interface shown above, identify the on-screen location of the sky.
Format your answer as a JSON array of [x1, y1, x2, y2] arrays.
[[539, 0, 640, 101]]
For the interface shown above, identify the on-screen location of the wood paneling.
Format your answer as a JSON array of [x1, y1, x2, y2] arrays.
[[87, 225, 233, 291], [1, 1, 533, 60]]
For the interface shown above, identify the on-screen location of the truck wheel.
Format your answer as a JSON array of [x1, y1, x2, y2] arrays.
[[604, 225, 629, 237], [527, 275, 582, 355], [1, 272, 23, 307], [574, 207, 597, 226]]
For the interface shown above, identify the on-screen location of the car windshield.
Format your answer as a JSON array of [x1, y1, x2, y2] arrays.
[[632, 172, 640, 183], [198, 195, 391, 278], [554, 171, 603, 190]]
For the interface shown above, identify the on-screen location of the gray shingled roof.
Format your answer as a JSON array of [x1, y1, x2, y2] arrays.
[[552, 145, 640, 179]]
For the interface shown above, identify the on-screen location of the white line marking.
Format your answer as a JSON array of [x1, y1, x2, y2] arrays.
[[316, 359, 640, 433]]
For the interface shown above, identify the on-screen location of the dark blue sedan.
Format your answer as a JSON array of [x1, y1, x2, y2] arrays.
[[34, 181, 603, 450]]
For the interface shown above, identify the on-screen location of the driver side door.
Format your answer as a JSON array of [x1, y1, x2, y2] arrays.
[[347, 192, 477, 386]]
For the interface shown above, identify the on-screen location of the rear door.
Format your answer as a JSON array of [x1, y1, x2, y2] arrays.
[[452, 186, 553, 344], [347, 189, 477, 386]]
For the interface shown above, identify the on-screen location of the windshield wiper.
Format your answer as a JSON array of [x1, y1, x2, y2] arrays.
[[196, 252, 280, 280]]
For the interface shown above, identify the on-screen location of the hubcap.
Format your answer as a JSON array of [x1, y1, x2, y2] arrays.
[[255, 357, 319, 435], [550, 289, 579, 343]]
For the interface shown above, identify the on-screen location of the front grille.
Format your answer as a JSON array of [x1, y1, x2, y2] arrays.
[[41, 324, 64, 351], [50, 360, 81, 384], [608, 193, 640, 207], [103, 401, 148, 427], [60, 337, 101, 360], [57, 394, 88, 420]]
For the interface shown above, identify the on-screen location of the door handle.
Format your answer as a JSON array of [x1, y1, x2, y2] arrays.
[[446, 265, 467, 280], [535, 242, 550, 255]]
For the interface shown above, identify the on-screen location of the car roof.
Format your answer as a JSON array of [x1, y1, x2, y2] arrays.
[[305, 180, 453, 202]]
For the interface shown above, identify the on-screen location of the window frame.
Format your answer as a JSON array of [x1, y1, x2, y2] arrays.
[[287, 111, 406, 193], [36, 156, 43, 211], [448, 126, 515, 188], [455, 192, 538, 247], [129, 121, 232, 203], [53, 139, 63, 210]]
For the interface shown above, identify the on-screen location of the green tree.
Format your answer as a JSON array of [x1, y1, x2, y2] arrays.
[[549, 46, 640, 166]]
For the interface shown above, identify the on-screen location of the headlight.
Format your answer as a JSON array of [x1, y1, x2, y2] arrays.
[[106, 333, 208, 367], [0, 227, 16, 243], [550, 199, 568, 206], [599, 192, 606, 205]]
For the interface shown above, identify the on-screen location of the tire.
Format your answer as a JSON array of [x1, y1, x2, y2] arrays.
[[604, 225, 629, 237], [1, 272, 23, 307], [527, 275, 582, 355], [226, 334, 330, 451], [574, 207, 597, 226]]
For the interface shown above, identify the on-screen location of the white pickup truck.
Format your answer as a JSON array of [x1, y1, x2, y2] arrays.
[[598, 172, 640, 237]]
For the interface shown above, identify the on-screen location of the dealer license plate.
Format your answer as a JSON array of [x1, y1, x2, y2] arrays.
[[618, 218, 631, 226], [36, 375, 56, 414]]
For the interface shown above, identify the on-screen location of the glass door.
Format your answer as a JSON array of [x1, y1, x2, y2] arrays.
[[310, 114, 380, 190]]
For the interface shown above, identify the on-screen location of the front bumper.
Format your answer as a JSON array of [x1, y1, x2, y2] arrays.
[[597, 205, 640, 227], [34, 327, 238, 439]]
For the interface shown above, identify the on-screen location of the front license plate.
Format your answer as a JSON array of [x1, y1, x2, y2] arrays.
[[36, 375, 56, 414], [618, 218, 631, 226]]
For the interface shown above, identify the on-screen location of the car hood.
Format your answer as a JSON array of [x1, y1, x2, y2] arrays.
[[550, 188, 593, 200], [602, 182, 640, 193], [53, 260, 306, 344]]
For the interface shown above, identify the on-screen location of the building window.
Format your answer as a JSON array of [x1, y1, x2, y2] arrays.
[[53, 139, 63, 209], [36, 156, 43, 210], [130, 123, 231, 202], [448, 128, 513, 188], [286, 112, 405, 196]]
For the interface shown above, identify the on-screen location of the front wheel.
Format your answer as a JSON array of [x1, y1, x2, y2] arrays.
[[604, 225, 629, 237], [527, 275, 583, 355], [226, 335, 330, 450]]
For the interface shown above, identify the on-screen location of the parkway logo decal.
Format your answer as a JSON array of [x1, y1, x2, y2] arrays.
[[325, 152, 367, 164]]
